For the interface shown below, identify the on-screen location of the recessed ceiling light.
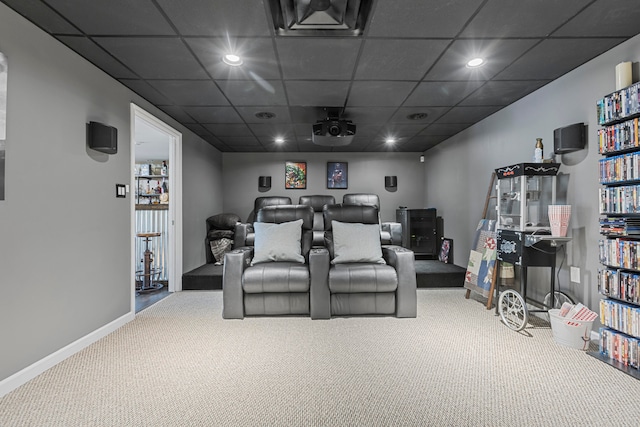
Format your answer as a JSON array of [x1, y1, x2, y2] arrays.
[[407, 112, 428, 120], [275, 137, 285, 144], [466, 57, 484, 68], [255, 111, 276, 119], [222, 54, 243, 66], [385, 138, 396, 145]]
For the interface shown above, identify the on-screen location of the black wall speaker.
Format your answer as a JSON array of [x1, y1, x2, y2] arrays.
[[385, 176, 397, 188], [88, 121, 117, 154], [553, 123, 585, 154], [258, 176, 272, 189]]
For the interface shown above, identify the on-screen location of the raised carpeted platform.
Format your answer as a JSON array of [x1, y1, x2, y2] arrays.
[[182, 260, 465, 290]]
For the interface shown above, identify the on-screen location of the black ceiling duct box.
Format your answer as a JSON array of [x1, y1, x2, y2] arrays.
[[553, 123, 585, 154], [88, 121, 118, 154]]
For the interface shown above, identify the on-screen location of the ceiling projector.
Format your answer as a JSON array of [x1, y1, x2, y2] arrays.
[[312, 116, 356, 146]]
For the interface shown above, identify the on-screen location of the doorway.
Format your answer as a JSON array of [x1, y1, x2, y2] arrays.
[[130, 104, 183, 313]]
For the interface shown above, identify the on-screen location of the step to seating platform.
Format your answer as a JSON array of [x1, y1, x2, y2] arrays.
[[182, 260, 465, 290]]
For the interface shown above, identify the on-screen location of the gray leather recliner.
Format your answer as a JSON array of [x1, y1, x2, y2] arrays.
[[342, 193, 402, 245], [223, 204, 327, 319], [298, 195, 335, 247], [311, 204, 417, 319], [235, 196, 292, 248]]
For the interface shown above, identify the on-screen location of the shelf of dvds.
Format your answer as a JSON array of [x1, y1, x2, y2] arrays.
[[591, 82, 640, 379]]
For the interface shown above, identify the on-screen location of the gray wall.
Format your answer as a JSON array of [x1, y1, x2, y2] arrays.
[[424, 34, 640, 311], [0, 4, 222, 383], [222, 152, 425, 223]]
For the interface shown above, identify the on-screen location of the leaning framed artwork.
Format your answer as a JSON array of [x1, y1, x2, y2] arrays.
[[327, 162, 347, 189], [285, 161, 306, 189]]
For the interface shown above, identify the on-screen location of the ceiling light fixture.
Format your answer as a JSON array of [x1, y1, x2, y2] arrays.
[[275, 137, 285, 144], [385, 138, 396, 145], [466, 57, 484, 68], [222, 54, 243, 66]]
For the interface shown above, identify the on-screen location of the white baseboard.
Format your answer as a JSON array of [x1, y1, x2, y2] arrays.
[[0, 311, 134, 398]]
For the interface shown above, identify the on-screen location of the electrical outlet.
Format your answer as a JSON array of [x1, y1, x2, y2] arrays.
[[570, 266, 580, 283]]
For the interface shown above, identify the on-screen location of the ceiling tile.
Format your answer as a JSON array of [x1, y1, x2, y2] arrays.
[[185, 37, 280, 80], [203, 124, 254, 137], [554, 0, 640, 37], [147, 80, 229, 106], [461, 0, 591, 37], [459, 80, 550, 106], [46, 0, 175, 35], [347, 81, 416, 107], [277, 38, 361, 79], [218, 80, 287, 106], [404, 81, 484, 106], [56, 36, 137, 79], [341, 107, 396, 124], [495, 38, 626, 80], [119, 79, 173, 105], [436, 106, 502, 123], [285, 81, 350, 107], [182, 106, 243, 123], [217, 136, 261, 146], [1, 0, 81, 34], [156, 0, 271, 36], [229, 145, 266, 152], [236, 106, 292, 124], [95, 37, 208, 79], [289, 107, 331, 124], [249, 124, 296, 137], [183, 123, 211, 137], [419, 123, 472, 136], [367, 0, 485, 37], [424, 39, 539, 81], [354, 39, 450, 80], [390, 107, 449, 123], [158, 106, 196, 123]]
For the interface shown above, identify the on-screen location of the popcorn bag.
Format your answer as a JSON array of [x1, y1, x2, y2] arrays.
[[548, 205, 571, 237]]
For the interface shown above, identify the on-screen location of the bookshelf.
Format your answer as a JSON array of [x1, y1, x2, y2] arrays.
[[591, 81, 640, 379]]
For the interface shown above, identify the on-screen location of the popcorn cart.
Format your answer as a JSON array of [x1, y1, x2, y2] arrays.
[[494, 163, 574, 331]]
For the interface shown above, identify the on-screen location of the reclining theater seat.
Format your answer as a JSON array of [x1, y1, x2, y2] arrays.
[[234, 196, 292, 249], [342, 193, 402, 245], [223, 204, 325, 319], [298, 195, 335, 247], [312, 204, 417, 319]]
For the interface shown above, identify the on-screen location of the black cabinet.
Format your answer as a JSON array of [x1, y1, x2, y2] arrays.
[[396, 208, 437, 258]]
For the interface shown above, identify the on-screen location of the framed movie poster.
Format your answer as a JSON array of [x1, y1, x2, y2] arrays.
[[327, 162, 347, 189], [285, 161, 306, 189]]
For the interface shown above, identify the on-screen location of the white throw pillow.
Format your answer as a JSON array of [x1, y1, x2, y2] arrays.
[[331, 220, 385, 264], [251, 219, 305, 265]]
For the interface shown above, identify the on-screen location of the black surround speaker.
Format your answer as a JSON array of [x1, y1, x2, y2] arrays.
[[88, 121, 117, 154], [553, 122, 585, 154], [385, 176, 397, 188], [258, 176, 271, 189]]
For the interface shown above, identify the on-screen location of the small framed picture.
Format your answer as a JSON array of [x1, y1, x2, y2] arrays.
[[439, 238, 453, 264], [285, 161, 307, 189], [327, 162, 348, 189]]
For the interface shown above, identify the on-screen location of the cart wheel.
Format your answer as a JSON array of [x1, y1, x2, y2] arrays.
[[543, 291, 575, 309], [498, 289, 529, 331]]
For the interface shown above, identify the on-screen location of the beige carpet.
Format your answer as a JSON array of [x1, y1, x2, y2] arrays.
[[1, 289, 639, 426]]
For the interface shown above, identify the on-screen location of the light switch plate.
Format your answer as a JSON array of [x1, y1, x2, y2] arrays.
[[570, 266, 580, 283], [116, 184, 126, 198]]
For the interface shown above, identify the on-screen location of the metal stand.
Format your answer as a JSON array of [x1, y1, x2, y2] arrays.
[[495, 231, 573, 331], [136, 232, 163, 293]]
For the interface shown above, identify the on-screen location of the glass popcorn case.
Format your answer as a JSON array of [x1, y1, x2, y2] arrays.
[[495, 163, 560, 232]]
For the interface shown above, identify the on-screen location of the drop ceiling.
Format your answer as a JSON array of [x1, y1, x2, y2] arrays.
[[3, 0, 640, 152]]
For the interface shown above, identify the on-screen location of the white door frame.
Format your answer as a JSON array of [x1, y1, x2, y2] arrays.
[[130, 104, 183, 312]]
